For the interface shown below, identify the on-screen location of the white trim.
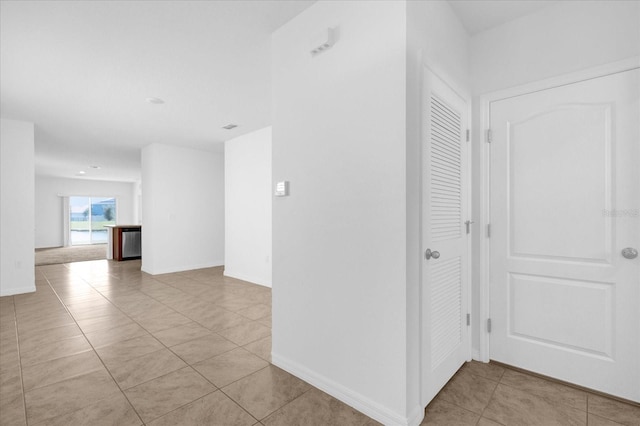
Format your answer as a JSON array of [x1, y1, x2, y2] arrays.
[[477, 56, 640, 364], [223, 269, 271, 288], [142, 260, 224, 276], [272, 353, 424, 426], [0, 285, 36, 297]]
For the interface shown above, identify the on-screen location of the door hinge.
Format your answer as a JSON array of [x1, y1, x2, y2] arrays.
[[465, 220, 474, 234], [487, 318, 492, 333], [487, 224, 491, 238], [486, 129, 492, 143], [466, 129, 470, 142], [466, 313, 470, 326]]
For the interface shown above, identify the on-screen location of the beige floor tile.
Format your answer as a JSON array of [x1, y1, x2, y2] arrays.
[[257, 316, 271, 328], [0, 390, 27, 426], [437, 369, 498, 414], [0, 367, 22, 401], [65, 298, 113, 311], [135, 311, 191, 333], [588, 414, 627, 426], [75, 314, 134, 334], [128, 305, 178, 323], [18, 323, 83, 353], [499, 369, 588, 411], [0, 344, 20, 372], [0, 329, 17, 346], [262, 387, 378, 426], [218, 321, 271, 346], [152, 321, 212, 347], [214, 296, 257, 312], [460, 361, 505, 382], [222, 365, 311, 420], [477, 418, 503, 426], [13, 293, 58, 307], [59, 293, 108, 305], [483, 383, 586, 426], [170, 333, 237, 364], [22, 350, 104, 391], [85, 322, 148, 348], [193, 347, 269, 388], [96, 334, 165, 367], [67, 304, 122, 321], [14, 299, 64, 315], [38, 392, 142, 426], [243, 335, 272, 362], [19, 335, 92, 367], [421, 396, 479, 425], [24, 369, 121, 425], [124, 367, 216, 423], [0, 317, 17, 334], [107, 348, 187, 389], [587, 394, 640, 426], [17, 312, 75, 333], [237, 304, 272, 321], [148, 390, 256, 426], [195, 309, 250, 332]]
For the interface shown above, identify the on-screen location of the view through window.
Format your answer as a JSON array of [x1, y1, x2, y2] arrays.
[[69, 196, 116, 245]]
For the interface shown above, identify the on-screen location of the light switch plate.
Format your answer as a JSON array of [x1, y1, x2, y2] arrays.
[[275, 181, 289, 197]]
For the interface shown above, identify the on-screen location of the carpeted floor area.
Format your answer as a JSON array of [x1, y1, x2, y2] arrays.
[[35, 244, 108, 266]]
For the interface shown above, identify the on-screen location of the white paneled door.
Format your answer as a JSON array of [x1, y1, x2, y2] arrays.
[[489, 68, 640, 402], [422, 69, 470, 405]]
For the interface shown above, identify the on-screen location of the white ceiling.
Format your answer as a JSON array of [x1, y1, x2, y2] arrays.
[[0, 0, 557, 183], [0, 0, 315, 182], [449, 0, 557, 35]]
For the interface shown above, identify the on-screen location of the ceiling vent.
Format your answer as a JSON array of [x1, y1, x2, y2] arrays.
[[222, 124, 238, 130]]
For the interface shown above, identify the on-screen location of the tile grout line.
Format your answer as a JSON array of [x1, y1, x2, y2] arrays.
[[68, 264, 267, 424], [36, 265, 147, 426], [12, 294, 29, 426], [27, 264, 283, 425]]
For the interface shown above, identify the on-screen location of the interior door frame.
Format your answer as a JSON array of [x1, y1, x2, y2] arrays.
[[420, 62, 473, 406], [477, 56, 640, 362]]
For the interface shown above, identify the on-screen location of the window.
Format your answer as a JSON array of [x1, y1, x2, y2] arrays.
[[69, 196, 116, 245]]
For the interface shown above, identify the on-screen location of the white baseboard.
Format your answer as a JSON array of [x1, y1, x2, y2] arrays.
[[0, 285, 36, 297], [142, 260, 224, 275], [272, 353, 423, 426], [223, 269, 271, 288], [472, 349, 481, 361]]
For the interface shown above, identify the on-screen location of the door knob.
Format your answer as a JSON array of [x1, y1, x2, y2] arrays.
[[622, 248, 638, 259], [425, 249, 440, 260]]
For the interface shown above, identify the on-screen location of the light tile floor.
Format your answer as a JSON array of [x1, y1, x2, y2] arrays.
[[1, 260, 638, 425]]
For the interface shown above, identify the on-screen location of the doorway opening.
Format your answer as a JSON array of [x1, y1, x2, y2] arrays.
[[69, 196, 116, 245]]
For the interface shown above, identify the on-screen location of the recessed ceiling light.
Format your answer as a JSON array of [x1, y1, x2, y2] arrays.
[[76, 171, 86, 176], [146, 97, 164, 104], [89, 165, 101, 169], [222, 124, 238, 130]]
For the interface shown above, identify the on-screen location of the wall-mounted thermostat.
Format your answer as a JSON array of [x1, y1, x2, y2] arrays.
[[275, 181, 290, 197]]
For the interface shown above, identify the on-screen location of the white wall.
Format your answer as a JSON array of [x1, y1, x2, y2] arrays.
[[224, 126, 272, 287], [34, 176, 136, 248], [469, 0, 640, 352], [272, 1, 411, 424], [141, 143, 224, 275], [1, 118, 35, 296], [470, 0, 640, 95]]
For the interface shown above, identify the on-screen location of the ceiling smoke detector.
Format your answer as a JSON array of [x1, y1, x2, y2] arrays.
[[222, 124, 238, 130], [146, 97, 165, 104], [89, 165, 101, 169]]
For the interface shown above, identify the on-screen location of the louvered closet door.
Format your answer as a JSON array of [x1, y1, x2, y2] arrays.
[[421, 68, 470, 405]]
